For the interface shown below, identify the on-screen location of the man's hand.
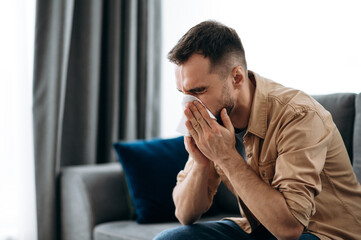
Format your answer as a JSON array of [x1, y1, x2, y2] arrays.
[[184, 136, 210, 168], [185, 100, 304, 240], [184, 101, 238, 168]]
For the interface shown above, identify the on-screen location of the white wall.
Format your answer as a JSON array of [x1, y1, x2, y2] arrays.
[[161, 0, 361, 137]]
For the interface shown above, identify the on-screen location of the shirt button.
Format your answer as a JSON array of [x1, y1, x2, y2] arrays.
[[247, 153, 253, 158], [215, 165, 220, 171], [262, 171, 267, 177]]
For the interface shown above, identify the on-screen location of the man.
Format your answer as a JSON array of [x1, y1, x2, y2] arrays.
[[154, 21, 361, 240]]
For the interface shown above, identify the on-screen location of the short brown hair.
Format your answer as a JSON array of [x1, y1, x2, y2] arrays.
[[168, 20, 247, 77]]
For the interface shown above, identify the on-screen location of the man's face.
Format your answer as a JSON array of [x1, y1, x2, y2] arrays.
[[175, 54, 235, 124]]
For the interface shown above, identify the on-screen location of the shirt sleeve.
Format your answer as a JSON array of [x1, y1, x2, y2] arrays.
[[175, 157, 221, 208], [272, 110, 333, 227]]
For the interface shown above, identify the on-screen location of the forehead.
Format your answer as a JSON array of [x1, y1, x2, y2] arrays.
[[175, 54, 218, 91]]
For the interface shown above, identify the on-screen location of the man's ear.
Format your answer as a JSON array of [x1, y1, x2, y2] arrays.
[[232, 66, 245, 85]]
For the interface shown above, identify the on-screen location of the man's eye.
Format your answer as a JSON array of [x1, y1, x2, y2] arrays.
[[193, 90, 206, 95]]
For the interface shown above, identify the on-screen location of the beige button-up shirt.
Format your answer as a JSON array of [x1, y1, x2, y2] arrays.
[[176, 72, 361, 240]]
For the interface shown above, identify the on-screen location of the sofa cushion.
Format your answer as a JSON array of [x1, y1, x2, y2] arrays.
[[93, 214, 241, 240], [94, 220, 183, 240], [312, 93, 356, 163], [113, 137, 188, 223]]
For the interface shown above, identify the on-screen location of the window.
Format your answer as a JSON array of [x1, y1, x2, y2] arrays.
[[0, 1, 37, 239], [161, 0, 361, 137]]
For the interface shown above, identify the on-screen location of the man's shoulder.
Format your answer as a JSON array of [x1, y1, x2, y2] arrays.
[[256, 74, 322, 114], [254, 73, 333, 127]]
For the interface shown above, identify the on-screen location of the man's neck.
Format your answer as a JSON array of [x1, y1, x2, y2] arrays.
[[232, 71, 256, 130]]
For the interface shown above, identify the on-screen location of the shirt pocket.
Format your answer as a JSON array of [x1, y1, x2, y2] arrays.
[[258, 160, 276, 185]]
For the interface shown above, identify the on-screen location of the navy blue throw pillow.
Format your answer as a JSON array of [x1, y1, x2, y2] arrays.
[[113, 137, 188, 223]]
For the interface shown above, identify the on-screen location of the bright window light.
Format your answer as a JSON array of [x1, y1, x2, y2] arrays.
[[0, 0, 37, 239]]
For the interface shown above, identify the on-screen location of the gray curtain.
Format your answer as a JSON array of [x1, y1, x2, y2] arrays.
[[32, 0, 161, 239]]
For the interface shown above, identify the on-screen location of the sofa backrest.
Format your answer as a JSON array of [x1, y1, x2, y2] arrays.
[[313, 93, 361, 182], [312, 93, 355, 163], [215, 92, 361, 213]]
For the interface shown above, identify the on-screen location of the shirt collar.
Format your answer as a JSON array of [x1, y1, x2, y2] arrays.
[[246, 71, 269, 139]]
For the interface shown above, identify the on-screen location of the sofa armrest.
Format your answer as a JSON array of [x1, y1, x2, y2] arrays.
[[353, 93, 361, 182], [61, 162, 134, 240]]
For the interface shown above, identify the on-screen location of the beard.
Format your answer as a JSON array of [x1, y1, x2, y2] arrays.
[[216, 85, 235, 126]]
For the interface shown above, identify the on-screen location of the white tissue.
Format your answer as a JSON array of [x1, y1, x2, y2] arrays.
[[176, 95, 217, 136]]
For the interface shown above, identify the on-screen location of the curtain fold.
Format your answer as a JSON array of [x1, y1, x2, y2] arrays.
[[32, 0, 162, 239]]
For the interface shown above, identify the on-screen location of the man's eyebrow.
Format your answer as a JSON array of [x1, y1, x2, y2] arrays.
[[178, 86, 207, 94]]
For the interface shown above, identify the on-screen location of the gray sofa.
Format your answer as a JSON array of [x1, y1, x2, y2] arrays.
[[61, 93, 361, 240]]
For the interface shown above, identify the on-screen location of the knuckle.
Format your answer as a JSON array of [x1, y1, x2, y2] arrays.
[[196, 116, 203, 123], [190, 129, 198, 138]]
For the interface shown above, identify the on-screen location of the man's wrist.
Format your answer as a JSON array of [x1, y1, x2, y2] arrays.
[[192, 159, 210, 172], [219, 150, 246, 177]]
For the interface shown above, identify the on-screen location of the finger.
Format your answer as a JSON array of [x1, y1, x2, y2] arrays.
[[192, 101, 219, 130], [184, 135, 194, 150], [184, 135, 197, 155], [185, 119, 199, 140], [185, 135, 197, 149], [185, 106, 204, 135], [184, 135, 192, 145], [192, 101, 214, 128], [221, 108, 234, 133], [188, 102, 210, 131]]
